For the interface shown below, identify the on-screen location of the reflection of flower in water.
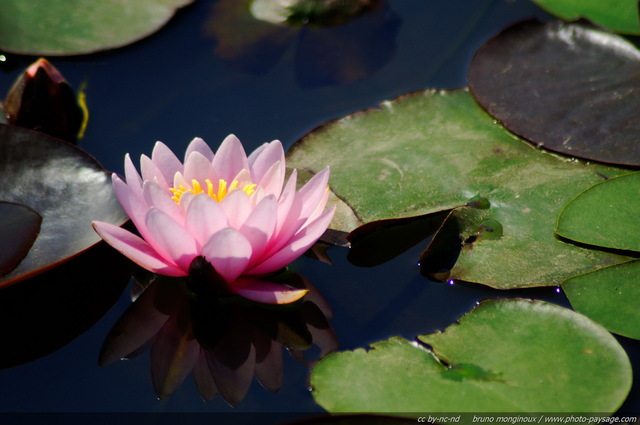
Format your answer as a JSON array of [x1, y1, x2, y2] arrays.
[[204, 0, 401, 87], [99, 271, 337, 406], [93, 135, 334, 305]]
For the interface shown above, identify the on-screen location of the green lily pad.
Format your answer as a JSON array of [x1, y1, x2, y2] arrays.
[[563, 261, 640, 340], [286, 89, 631, 288], [556, 173, 640, 339], [311, 299, 632, 413], [0, 201, 41, 276], [530, 0, 640, 34], [0, 124, 128, 287], [556, 172, 640, 251], [0, 0, 194, 55], [469, 20, 640, 166]]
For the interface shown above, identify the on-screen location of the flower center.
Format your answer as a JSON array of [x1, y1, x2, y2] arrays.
[[170, 178, 257, 204]]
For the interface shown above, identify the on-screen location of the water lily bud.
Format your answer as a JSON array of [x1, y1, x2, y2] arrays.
[[4, 58, 85, 143]]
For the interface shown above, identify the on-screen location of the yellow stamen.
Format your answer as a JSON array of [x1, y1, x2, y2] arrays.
[[170, 178, 257, 205]]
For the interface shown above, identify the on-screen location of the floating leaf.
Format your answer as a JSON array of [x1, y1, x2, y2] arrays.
[[0, 0, 194, 55], [469, 20, 640, 166], [529, 0, 640, 34], [563, 261, 640, 340], [0, 124, 128, 287], [0, 201, 41, 276], [556, 172, 640, 251], [311, 299, 632, 413], [556, 173, 640, 339], [286, 89, 631, 288]]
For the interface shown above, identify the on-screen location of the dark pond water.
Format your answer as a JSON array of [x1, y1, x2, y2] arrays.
[[0, 0, 638, 422]]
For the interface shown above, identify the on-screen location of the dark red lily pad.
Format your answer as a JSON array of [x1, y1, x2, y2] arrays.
[[469, 19, 640, 166], [0, 124, 128, 287], [0, 201, 41, 276]]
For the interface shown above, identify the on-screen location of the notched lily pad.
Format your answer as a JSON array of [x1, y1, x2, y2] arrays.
[[0, 0, 194, 55], [469, 19, 640, 166], [311, 299, 632, 413], [287, 89, 632, 289], [0, 124, 128, 287], [0, 201, 41, 276]]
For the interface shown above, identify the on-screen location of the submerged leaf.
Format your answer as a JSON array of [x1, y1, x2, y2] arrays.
[[469, 20, 640, 166], [0, 0, 194, 55], [311, 299, 632, 413], [287, 89, 631, 288]]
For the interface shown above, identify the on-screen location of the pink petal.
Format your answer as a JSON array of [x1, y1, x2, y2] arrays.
[[185, 194, 229, 245], [140, 154, 169, 190], [274, 169, 299, 235], [92, 221, 184, 276], [249, 206, 335, 275], [145, 207, 199, 272], [212, 134, 249, 183], [240, 195, 277, 267], [229, 276, 308, 304], [220, 189, 252, 229], [143, 180, 184, 226], [264, 168, 330, 256], [185, 137, 214, 162], [201, 228, 252, 283], [112, 174, 151, 240], [248, 140, 285, 183], [304, 185, 331, 226], [123, 154, 142, 194], [260, 170, 304, 258], [151, 141, 184, 185], [296, 167, 330, 222], [183, 151, 217, 185], [230, 168, 253, 190], [256, 160, 284, 198]]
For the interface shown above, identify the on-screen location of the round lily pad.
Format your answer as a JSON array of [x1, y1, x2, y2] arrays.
[[311, 299, 632, 413], [469, 20, 640, 166], [563, 261, 640, 340], [0, 124, 128, 287], [0, 0, 194, 55], [556, 172, 640, 251]]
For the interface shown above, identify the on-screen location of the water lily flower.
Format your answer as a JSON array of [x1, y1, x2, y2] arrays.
[[93, 135, 334, 304]]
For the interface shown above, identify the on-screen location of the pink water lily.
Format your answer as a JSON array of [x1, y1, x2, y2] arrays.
[[93, 135, 334, 304]]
